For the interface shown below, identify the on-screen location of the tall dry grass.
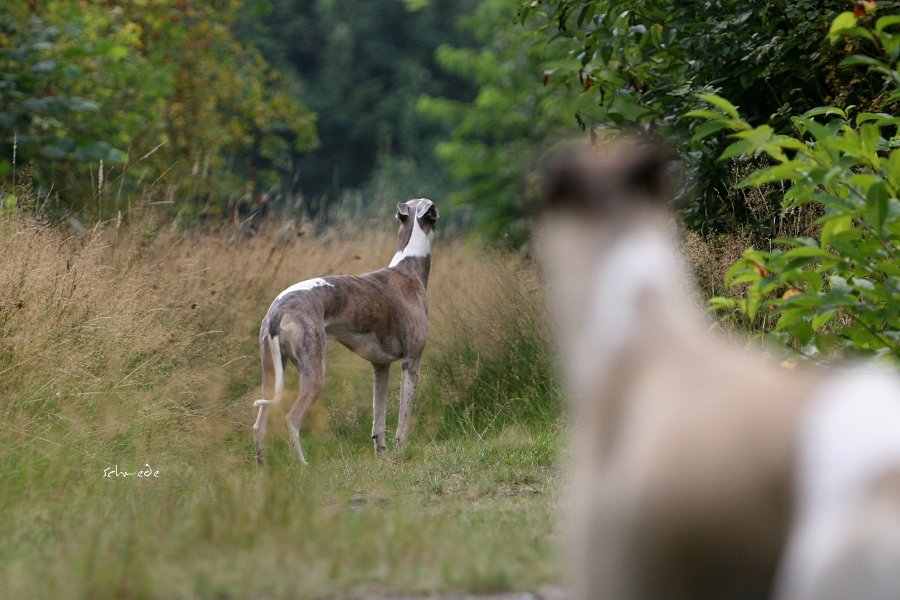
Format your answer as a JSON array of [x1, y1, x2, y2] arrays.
[[0, 209, 561, 598], [682, 158, 823, 324]]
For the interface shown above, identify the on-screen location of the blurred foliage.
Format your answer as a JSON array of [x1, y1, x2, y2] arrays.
[[517, 0, 898, 234], [238, 0, 478, 209], [0, 1, 317, 218], [700, 11, 900, 361], [417, 0, 592, 246]]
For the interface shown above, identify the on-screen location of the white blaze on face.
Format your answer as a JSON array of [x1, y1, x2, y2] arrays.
[[275, 277, 333, 300], [390, 198, 433, 267]]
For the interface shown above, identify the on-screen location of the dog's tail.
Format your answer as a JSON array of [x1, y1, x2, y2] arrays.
[[254, 332, 284, 408]]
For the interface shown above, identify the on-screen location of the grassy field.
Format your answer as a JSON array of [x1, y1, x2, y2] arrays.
[[0, 211, 563, 599]]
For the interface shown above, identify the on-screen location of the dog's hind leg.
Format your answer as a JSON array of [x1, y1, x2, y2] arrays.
[[284, 324, 326, 465], [253, 330, 283, 465]]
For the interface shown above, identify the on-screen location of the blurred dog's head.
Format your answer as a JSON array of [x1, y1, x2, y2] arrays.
[[535, 136, 675, 220], [532, 136, 679, 351]]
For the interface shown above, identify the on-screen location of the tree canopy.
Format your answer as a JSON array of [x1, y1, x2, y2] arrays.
[[1, 1, 317, 218], [238, 0, 479, 209]]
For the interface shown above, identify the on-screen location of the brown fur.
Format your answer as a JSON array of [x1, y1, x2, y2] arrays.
[[573, 328, 818, 599]]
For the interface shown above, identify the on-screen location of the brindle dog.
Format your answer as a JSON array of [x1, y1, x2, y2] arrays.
[[252, 198, 438, 465]]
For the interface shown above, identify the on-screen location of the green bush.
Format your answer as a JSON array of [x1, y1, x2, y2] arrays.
[[518, 0, 897, 234], [417, 0, 591, 247], [695, 11, 900, 361], [0, 2, 317, 217]]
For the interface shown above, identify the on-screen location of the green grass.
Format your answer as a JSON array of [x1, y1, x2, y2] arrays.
[[0, 217, 564, 599], [1, 419, 562, 599]]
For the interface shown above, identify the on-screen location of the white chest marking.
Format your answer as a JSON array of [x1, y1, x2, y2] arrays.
[[275, 277, 333, 300], [570, 226, 685, 392]]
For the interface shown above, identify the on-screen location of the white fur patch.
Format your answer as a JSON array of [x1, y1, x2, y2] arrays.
[[270, 334, 283, 394], [275, 277, 333, 300], [390, 205, 432, 267], [775, 369, 900, 599], [800, 370, 900, 508], [571, 225, 687, 390]]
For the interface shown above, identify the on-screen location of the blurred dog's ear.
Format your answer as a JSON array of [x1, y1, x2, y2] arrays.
[[536, 145, 601, 213], [622, 145, 676, 202]]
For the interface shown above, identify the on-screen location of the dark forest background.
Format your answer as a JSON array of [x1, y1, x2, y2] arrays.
[[2, 2, 899, 253]]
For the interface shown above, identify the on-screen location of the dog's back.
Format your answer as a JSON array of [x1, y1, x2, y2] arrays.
[[264, 267, 428, 364], [776, 371, 900, 600]]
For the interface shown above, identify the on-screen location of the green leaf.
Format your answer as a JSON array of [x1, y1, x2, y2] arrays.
[[812, 310, 836, 331], [839, 55, 886, 69], [803, 106, 846, 119], [775, 308, 806, 332], [107, 45, 130, 60], [708, 296, 738, 313], [719, 139, 756, 161], [850, 277, 876, 291], [692, 120, 730, 140], [719, 125, 773, 161], [865, 181, 889, 233], [697, 93, 741, 120], [876, 15, 900, 34], [859, 123, 882, 163], [829, 275, 851, 294], [821, 214, 853, 247], [781, 246, 838, 260], [738, 161, 805, 187], [792, 320, 815, 346], [856, 112, 899, 125], [815, 333, 841, 354], [747, 286, 764, 321], [829, 12, 858, 43]]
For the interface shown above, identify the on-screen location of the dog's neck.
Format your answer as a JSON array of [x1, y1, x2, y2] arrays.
[[390, 215, 433, 287], [562, 219, 702, 402], [391, 254, 432, 288]]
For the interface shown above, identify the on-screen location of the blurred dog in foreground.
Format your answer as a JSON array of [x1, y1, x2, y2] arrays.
[[533, 138, 900, 600]]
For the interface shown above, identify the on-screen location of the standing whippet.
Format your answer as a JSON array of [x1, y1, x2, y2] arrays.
[[534, 138, 900, 600], [252, 198, 438, 465]]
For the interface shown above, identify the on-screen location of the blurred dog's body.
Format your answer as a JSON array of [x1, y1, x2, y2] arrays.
[[534, 139, 900, 600]]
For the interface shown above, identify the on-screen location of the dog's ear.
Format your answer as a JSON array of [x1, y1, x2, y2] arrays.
[[416, 199, 438, 222], [396, 202, 410, 222], [622, 145, 675, 202], [537, 145, 600, 214]]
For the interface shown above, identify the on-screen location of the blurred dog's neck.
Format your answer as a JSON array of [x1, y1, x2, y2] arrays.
[[566, 220, 701, 401]]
